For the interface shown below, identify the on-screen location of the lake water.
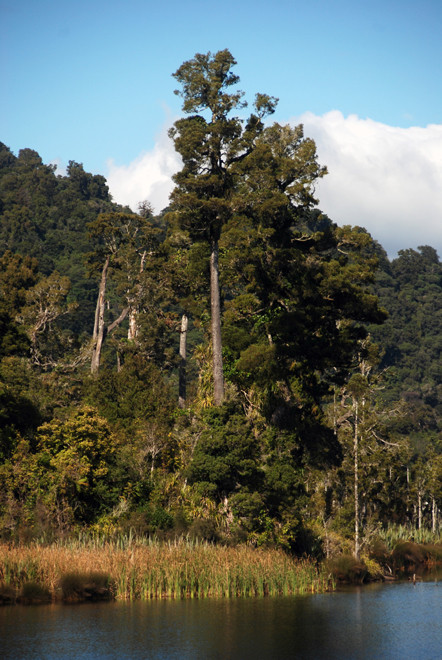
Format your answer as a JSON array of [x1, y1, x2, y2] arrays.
[[0, 580, 441, 659]]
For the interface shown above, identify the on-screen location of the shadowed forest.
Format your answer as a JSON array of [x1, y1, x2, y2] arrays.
[[0, 51, 440, 572]]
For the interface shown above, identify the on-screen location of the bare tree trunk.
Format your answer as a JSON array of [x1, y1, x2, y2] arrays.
[[418, 489, 422, 530], [127, 250, 146, 343], [91, 256, 129, 374], [178, 314, 188, 409], [354, 398, 360, 559], [128, 310, 138, 342], [91, 256, 110, 374], [210, 240, 224, 405], [432, 496, 437, 533]]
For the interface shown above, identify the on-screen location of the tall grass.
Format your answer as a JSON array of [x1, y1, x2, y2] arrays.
[[0, 537, 332, 601]]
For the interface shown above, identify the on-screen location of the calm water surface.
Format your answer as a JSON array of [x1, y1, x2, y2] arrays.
[[0, 580, 441, 659]]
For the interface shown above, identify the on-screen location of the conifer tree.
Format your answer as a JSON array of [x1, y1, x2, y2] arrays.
[[169, 49, 277, 404]]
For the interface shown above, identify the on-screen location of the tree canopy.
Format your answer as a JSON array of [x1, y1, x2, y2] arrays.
[[0, 53, 440, 552]]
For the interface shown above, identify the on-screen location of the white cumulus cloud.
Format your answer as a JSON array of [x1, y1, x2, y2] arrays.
[[106, 126, 181, 214], [106, 112, 442, 258], [294, 111, 442, 257]]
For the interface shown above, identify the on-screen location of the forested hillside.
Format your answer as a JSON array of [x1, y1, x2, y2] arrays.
[[372, 245, 442, 445], [0, 51, 440, 557]]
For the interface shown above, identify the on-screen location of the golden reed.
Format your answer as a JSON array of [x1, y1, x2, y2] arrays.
[[0, 538, 332, 601]]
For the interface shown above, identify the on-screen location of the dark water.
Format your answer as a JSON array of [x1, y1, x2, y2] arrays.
[[0, 581, 441, 659]]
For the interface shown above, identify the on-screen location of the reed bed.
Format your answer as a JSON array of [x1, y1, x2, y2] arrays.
[[0, 538, 332, 601]]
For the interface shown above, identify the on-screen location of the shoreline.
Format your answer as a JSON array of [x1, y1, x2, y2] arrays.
[[0, 540, 331, 605], [1, 536, 440, 606]]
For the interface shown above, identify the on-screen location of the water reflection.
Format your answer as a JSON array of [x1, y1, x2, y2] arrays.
[[0, 580, 440, 659]]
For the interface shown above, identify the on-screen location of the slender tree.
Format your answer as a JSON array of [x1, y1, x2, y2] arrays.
[[178, 313, 188, 408], [331, 340, 408, 556]]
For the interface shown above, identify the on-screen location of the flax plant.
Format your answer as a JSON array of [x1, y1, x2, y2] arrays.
[[379, 524, 441, 550]]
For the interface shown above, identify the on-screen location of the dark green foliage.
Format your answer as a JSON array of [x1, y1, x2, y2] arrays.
[[0, 251, 39, 313], [372, 246, 442, 400], [148, 506, 174, 531], [0, 358, 42, 461], [371, 245, 442, 450], [0, 303, 29, 359], [221, 208, 386, 440], [84, 354, 174, 438], [186, 404, 262, 499], [0, 144, 127, 337]]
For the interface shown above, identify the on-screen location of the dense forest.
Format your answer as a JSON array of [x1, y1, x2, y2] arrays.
[[0, 50, 440, 560]]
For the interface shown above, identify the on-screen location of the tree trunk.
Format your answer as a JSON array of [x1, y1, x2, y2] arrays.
[[127, 250, 146, 342], [354, 398, 360, 559], [210, 239, 224, 405], [91, 256, 110, 374], [128, 309, 138, 342], [418, 489, 422, 530], [178, 314, 188, 409]]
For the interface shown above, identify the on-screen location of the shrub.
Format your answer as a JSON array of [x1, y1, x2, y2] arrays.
[[60, 571, 112, 602], [149, 506, 174, 531], [18, 581, 51, 604], [423, 543, 442, 562], [392, 541, 426, 570], [361, 556, 383, 580], [189, 518, 219, 542], [0, 582, 16, 605], [369, 538, 390, 565], [326, 554, 368, 584]]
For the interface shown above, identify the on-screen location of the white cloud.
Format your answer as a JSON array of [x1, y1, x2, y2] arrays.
[[293, 111, 442, 258], [106, 111, 442, 258], [50, 158, 67, 176], [106, 125, 181, 214]]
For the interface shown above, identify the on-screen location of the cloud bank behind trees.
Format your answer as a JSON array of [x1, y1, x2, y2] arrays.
[[106, 113, 442, 258], [106, 127, 181, 217]]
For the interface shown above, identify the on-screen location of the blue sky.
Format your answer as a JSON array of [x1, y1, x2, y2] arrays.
[[2, 0, 442, 257]]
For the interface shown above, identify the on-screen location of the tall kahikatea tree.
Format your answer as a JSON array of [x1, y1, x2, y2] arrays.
[[169, 49, 277, 405]]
